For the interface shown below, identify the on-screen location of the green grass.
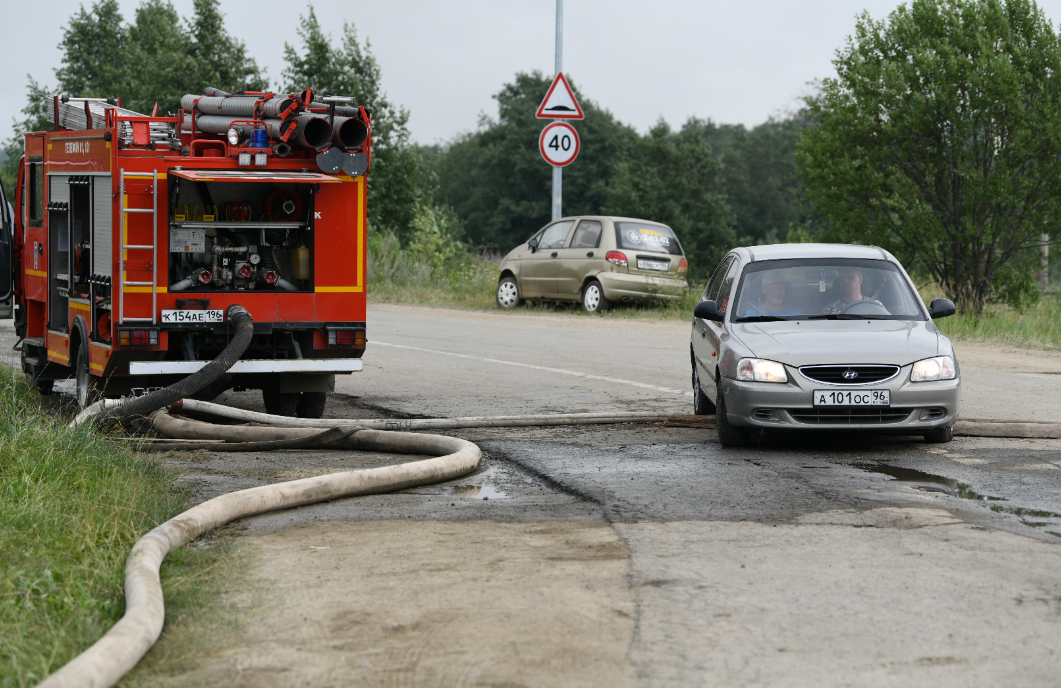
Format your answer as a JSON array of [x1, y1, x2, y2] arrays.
[[916, 286, 1061, 350], [0, 366, 234, 687]]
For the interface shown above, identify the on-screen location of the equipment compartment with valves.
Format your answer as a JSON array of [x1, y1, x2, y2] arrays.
[[167, 178, 315, 293]]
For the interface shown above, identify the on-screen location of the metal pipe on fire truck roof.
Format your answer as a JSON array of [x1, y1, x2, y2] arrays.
[[180, 93, 300, 120], [330, 116, 369, 151]]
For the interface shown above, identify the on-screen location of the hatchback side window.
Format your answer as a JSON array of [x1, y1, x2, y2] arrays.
[[705, 256, 733, 302], [569, 220, 602, 249], [538, 220, 575, 249]]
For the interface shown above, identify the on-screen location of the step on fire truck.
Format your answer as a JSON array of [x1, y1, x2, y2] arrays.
[[6, 89, 371, 417]]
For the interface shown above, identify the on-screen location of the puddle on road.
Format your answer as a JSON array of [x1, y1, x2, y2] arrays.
[[853, 462, 1061, 535], [451, 484, 508, 500]]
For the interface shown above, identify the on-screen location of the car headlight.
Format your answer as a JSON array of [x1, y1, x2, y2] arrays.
[[736, 358, 788, 383], [910, 356, 957, 382]]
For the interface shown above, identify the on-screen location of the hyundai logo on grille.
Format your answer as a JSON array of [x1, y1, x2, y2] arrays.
[[842, 370, 859, 380]]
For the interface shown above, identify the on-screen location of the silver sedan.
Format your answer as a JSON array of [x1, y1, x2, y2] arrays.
[[690, 244, 960, 446]]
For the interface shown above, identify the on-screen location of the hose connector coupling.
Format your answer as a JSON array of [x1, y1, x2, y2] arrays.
[[226, 304, 252, 322]]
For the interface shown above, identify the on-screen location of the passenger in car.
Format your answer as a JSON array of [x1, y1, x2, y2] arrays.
[[822, 267, 883, 314], [745, 272, 800, 317]]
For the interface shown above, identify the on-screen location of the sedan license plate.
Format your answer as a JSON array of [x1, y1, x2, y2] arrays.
[[160, 309, 224, 324], [637, 259, 669, 271], [813, 389, 890, 406]]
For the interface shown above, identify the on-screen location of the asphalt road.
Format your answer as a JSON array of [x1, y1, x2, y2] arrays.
[[5, 306, 1061, 687]]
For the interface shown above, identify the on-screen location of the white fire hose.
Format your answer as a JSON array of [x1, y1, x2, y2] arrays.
[[41, 400, 677, 688]]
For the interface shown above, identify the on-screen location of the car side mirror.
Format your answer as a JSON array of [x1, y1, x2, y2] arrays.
[[693, 300, 724, 322], [527, 237, 539, 252], [928, 297, 956, 319]]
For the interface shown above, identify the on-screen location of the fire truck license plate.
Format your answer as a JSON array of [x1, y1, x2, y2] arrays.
[[161, 309, 224, 323]]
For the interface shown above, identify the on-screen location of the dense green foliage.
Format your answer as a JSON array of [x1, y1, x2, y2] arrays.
[[0, 369, 221, 687], [604, 121, 733, 275], [431, 72, 824, 279], [799, 0, 1061, 314], [434, 72, 638, 251], [282, 7, 427, 239]]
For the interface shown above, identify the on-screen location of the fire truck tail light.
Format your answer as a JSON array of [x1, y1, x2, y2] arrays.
[[327, 328, 366, 347], [606, 251, 628, 267], [119, 329, 159, 347], [238, 152, 251, 166], [254, 152, 268, 166]]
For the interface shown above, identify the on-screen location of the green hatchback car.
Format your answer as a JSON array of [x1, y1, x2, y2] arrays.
[[496, 216, 689, 312]]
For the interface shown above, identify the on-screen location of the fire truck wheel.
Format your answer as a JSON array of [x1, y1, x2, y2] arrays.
[[296, 392, 327, 419], [75, 347, 101, 409], [262, 386, 299, 417]]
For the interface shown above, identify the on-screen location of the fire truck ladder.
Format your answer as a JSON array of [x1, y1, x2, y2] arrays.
[[118, 169, 159, 324]]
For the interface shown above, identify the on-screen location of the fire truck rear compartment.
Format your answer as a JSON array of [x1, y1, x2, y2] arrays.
[[167, 178, 316, 293]]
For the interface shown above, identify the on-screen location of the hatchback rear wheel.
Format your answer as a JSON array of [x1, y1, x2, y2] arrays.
[[582, 280, 610, 313]]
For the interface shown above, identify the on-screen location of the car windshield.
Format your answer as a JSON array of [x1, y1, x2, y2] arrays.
[[732, 258, 926, 322], [614, 222, 683, 256]]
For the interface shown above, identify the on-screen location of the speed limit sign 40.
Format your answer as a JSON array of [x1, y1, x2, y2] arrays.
[[539, 121, 580, 167]]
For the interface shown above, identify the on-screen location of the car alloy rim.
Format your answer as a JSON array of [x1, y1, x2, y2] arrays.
[[585, 286, 600, 310], [498, 282, 518, 307]]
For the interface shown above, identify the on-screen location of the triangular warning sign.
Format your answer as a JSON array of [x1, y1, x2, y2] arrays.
[[536, 73, 584, 120]]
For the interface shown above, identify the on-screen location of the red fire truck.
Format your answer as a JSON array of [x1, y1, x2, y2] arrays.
[[8, 90, 371, 417]]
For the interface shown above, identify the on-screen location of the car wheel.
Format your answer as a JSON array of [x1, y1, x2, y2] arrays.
[[75, 345, 100, 409], [692, 365, 716, 415], [582, 280, 610, 313], [716, 377, 750, 447], [263, 385, 299, 417], [296, 392, 327, 419], [496, 276, 522, 309], [924, 425, 954, 444]]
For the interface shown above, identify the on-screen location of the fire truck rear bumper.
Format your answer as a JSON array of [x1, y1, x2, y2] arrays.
[[128, 359, 364, 375]]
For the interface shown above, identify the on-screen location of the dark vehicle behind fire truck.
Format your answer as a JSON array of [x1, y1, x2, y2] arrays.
[[5, 89, 371, 417]]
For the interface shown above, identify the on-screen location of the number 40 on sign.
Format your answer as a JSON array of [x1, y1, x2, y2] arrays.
[[539, 121, 580, 167]]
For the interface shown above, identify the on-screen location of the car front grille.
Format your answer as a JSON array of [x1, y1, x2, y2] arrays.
[[788, 407, 914, 424], [799, 365, 900, 385]]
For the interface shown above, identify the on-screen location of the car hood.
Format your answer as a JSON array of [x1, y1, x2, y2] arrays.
[[730, 320, 940, 366]]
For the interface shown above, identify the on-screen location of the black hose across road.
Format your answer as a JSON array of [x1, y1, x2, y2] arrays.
[[92, 305, 254, 426]]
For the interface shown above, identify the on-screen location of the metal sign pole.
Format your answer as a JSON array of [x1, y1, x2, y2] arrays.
[[552, 0, 563, 222]]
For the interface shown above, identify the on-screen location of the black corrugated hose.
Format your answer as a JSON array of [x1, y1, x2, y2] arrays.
[[92, 305, 254, 426]]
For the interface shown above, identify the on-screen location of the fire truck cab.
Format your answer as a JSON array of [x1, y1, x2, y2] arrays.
[[10, 90, 370, 417]]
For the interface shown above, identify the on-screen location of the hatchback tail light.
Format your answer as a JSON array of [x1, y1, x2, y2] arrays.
[[605, 251, 628, 267], [677, 258, 688, 275]]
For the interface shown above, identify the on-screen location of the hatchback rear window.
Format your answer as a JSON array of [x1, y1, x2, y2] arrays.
[[614, 222, 682, 255]]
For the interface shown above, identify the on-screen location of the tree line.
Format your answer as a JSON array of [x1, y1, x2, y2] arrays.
[[4, 0, 1058, 312]]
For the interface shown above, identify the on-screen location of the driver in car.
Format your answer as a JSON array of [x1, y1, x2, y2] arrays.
[[745, 272, 799, 317], [822, 267, 883, 314]]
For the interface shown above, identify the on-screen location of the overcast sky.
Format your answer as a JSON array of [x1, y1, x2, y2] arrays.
[[7, 0, 1061, 147]]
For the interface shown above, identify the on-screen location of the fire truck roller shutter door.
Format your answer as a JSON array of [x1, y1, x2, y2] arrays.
[[92, 177, 112, 278]]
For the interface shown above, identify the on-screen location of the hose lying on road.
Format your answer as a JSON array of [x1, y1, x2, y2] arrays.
[[37, 412, 483, 688], [171, 398, 675, 430]]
